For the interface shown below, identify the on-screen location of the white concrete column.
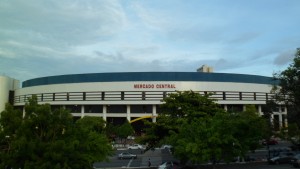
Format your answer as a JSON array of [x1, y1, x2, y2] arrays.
[[224, 105, 228, 111], [126, 105, 130, 122], [279, 106, 283, 128], [243, 105, 246, 111], [270, 114, 274, 125], [283, 106, 287, 113], [284, 115, 288, 127], [81, 105, 84, 118], [152, 105, 157, 123], [103, 105, 107, 121], [258, 105, 263, 116], [22, 106, 26, 118], [279, 114, 283, 128]]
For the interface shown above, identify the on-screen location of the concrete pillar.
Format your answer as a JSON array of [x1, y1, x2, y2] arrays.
[[81, 105, 84, 118], [258, 105, 263, 116], [279, 114, 283, 128], [270, 114, 274, 125], [152, 105, 157, 123], [284, 116, 288, 127], [283, 106, 287, 113], [279, 106, 283, 128], [103, 105, 107, 121], [126, 105, 130, 122], [22, 106, 26, 118], [224, 104, 228, 111], [243, 105, 246, 111]]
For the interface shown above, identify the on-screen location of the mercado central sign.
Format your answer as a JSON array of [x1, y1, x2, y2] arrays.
[[133, 83, 176, 89]]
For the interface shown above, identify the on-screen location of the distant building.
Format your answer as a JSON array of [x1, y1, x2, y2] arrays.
[[197, 65, 214, 73], [0, 75, 20, 112], [0, 70, 287, 131]]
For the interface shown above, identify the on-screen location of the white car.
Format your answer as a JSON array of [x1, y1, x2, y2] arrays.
[[128, 144, 144, 149], [161, 145, 173, 149], [158, 161, 180, 169], [118, 152, 137, 159]]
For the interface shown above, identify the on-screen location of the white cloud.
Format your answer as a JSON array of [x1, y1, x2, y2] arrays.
[[1, 0, 300, 82], [0, 0, 127, 58], [274, 50, 294, 66]]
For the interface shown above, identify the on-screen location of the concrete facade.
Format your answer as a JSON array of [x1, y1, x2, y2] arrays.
[[8, 72, 287, 129], [0, 76, 19, 113]]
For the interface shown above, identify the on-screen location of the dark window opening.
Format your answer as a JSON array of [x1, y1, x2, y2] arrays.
[[156, 105, 162, 114], [85, 105, 103, 113], [273, 115, 280, 131], [227, 104, 243, 112], [65, 105, 81, 113], [130, 105, 152, 113], [9, 90, 14, 105], [107, 117, 127, 126], [51, 105, 64, 111], [107, 105, 126, 113]]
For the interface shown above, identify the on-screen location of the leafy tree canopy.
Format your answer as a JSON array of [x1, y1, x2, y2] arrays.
[[273, 48, 300, 126], [115, 120, 135, 139], [0, 96, 113, 169], [140, 91, 267, 165]]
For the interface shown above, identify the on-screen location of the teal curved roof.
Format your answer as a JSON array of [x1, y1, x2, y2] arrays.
[[22, 72, 276, 88]]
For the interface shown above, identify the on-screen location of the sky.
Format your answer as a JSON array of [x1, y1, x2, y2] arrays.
[[0, 0, 300, 82]]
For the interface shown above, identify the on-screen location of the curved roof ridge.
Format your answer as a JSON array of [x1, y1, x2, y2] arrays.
[[22, 72, 275, 88]]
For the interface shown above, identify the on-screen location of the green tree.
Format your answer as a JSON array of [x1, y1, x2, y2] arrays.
[[139, 91, 221, 150], [115, 120, 135, 145], [140, 91, 267, 166], [169, 111, 239, 165], [232, 105, 267, 154], [261, 100, 277, 138], [0, 96, 113, 169], [273, 48, 300, 127], [288, 123, 300, 139]]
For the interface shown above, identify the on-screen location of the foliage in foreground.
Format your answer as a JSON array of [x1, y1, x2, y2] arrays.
[[0, 96, 113, 169], [273, 48, 300, 127], [140, 91, 267, 164]]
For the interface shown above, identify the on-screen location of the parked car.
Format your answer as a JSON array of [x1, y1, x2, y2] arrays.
[[158, 161, 181, 169], [161, 145, 173, 149], [262, 139, 278, 145], [118, 152, 137, 159], [290, 154, 300, 167], [268, 152, 295, 164], [128, 144, 144, 149]]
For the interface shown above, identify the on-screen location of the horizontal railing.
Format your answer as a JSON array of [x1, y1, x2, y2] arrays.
[[13, 91, 275, 104]]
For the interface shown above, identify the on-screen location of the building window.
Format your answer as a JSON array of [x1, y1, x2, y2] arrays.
[[107, 117, 127, 125], [51, 105, 64, 111], [130, 105, 152, 113], [281, 106, 285, 113], [227, 105, 243, 113], [273, 115, 280, 131], [156, 105, 162, 114], [107, 105, 126, 113], [65, 105, 81, 113], [85, 105, 103, 113], [282, 115, 287, 128]]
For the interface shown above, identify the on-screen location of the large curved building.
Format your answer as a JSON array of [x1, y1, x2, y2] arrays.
[[5, 68, 286, 131]]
